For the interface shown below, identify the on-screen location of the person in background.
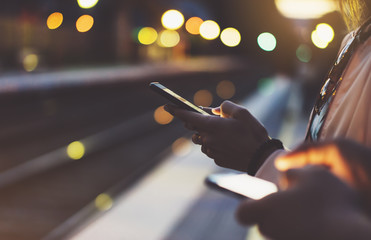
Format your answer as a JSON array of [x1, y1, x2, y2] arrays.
[[165, 0, 371, 184], [237, 139, 371, 240]]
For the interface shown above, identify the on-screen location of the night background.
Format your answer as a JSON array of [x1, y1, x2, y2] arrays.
[[0, 0, 348, 239]]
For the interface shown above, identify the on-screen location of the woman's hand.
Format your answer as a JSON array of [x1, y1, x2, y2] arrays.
[[165, 101, 269, 172], [237, 166, 371, 240], [275, 139, 371, 210]]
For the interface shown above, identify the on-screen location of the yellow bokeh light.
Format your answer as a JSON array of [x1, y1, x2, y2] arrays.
[[67, 141, 85, 160], [23, 54, 39, 72], [77, 0, 99, 9], [95, 193, 113, 211], [316, 23, 335, 43], [161, 9, 184, 30], [200, 20, 220, 40], [185, 17, 203, 35], [154, 105, 174, 125], [76, 15, 94, 33], [216, 80, 236, 99], [194, 90, 213, 107], [158, 30, 180, 48], [47, 12, 63, 30], [311, 30, 329, 49], [220, 28, 241, 47], [172, 137, 192, 157], [138, 27, 158, 45], [274, 0, 338, 19]]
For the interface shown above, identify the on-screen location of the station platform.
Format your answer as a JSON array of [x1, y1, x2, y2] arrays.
[[66, 75, 308, 240]]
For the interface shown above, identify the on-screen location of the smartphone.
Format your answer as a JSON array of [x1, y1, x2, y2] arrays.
[[149, 82, 210, 115], [205, 172, 278, 200]]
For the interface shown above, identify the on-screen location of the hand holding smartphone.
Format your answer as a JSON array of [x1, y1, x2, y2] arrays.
[[149, 82, 210, 115]]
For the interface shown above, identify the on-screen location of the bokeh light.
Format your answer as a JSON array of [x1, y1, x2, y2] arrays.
[[47, 12, 63, 30], [76, 15, 94, 33], [257, 32, 277, 52], [316, 23, 335, 43], [77, 0, 99, 9], [138, 27, 158, 45], [172, 137, 192, 157], [193, 90, 213, 107], [296, 44, 312, 63], [67, 141, 85, 160], [161, 10, 184, 30], [216, 80, 236, 99], [158, 30, 180, 48], [185, 17, 203, 35], [274, 0, 338, 19], [154, 105, 174, 125], [200, 20, 220, 40], [95, 193, 113, 211], [23, 54, 39, 72], [220, 28, 241, 47], [311, 30, 328, 49]]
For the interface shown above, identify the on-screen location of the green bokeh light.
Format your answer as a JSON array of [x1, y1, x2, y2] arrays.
[[296, 44, 312, 63], [257, 32, 277, 52]]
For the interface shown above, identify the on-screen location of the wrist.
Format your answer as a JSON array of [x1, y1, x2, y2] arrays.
[[247, 138, 284, 176]]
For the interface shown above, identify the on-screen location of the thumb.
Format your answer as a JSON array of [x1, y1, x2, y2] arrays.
[[236, 199, 265, 225], [220, 101, 252, 120]]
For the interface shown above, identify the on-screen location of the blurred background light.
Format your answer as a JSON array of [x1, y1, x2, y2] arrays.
[[76, 15, 94, 33], [47, 12, 63, 30], [95, 193, 113, 211], [199, 20, 220, 40], [257, 32, 277, 52], [158, 30, 180, 48], [23, 54, 39, 72], [138, 27, 158, 45], [311, 23, 334, 49], [154, 105, 174, 125], [67, 141, 85, 160], [172, 137, 192, 157], [296, 44, 312, 62], [274, 0, 338, 19], [77, 0, 99, 9], [161, 10, 184, 30], [216, 80, 236, 99], [315, 23, 335, 43], [193, 90, 213, 107], [220, 28, 241, 47], [185, 17, 203, 35]]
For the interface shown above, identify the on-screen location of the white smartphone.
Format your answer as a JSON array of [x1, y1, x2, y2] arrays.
[[149, 82, 210, 115], [205, 172, 278, 200]]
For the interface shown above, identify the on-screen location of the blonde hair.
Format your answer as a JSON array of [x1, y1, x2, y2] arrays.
[[339, 0, 370, 30]]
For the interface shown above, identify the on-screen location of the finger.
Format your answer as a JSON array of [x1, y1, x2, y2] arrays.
[[275, 144, 339, 171], [192, 133, 202, 145], [219, 101, 253, 120], [211, 107, 221, 115], [165, 105, 216, 130]]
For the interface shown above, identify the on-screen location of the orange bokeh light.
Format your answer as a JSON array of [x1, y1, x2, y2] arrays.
[[185, 17, 203, 35]]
